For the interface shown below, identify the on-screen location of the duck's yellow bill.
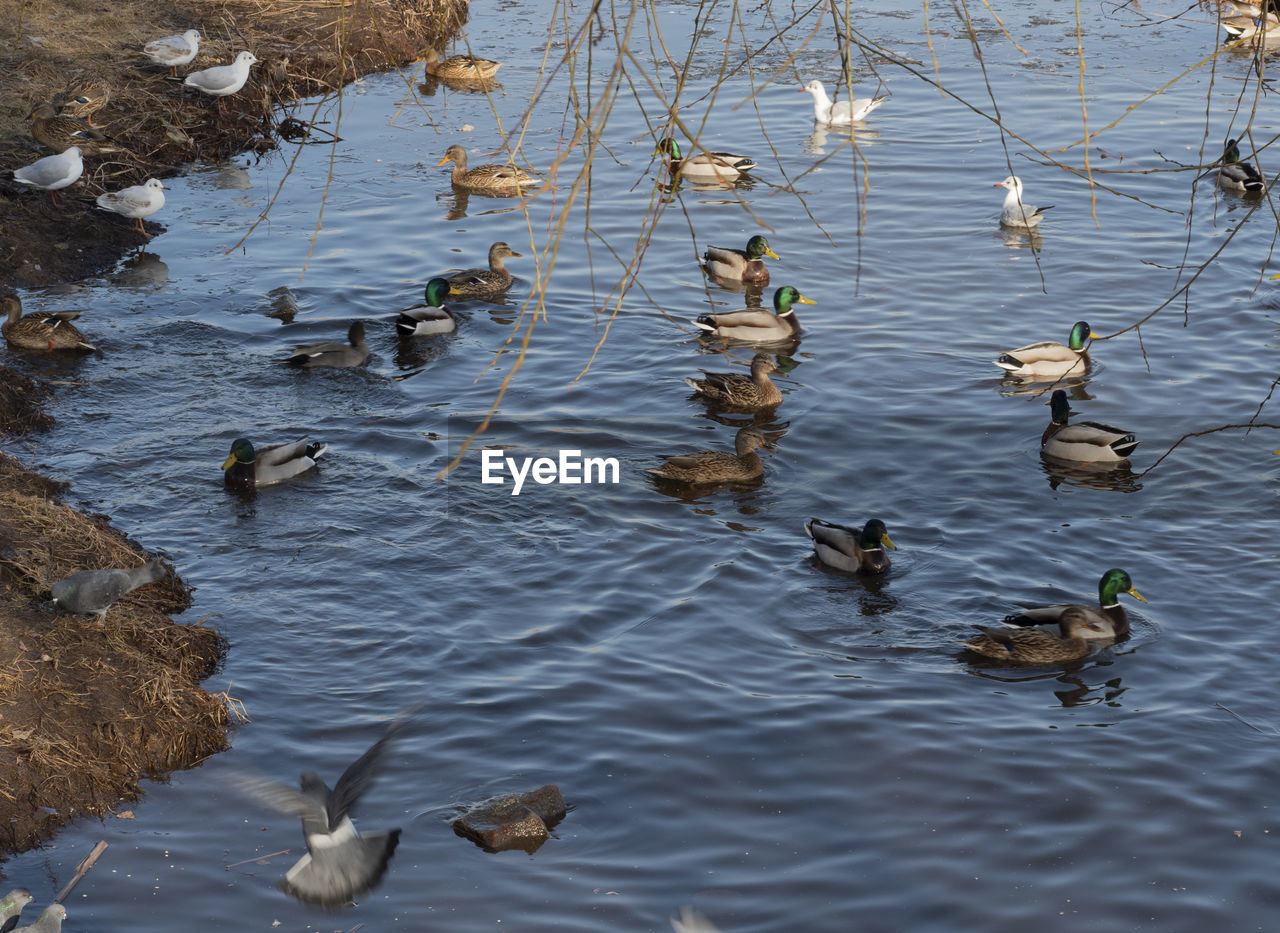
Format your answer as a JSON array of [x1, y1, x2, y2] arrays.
[[882, 533, 898, 551], [220, 453, 237, 470], [795, 294, 817, 305], [765, 247, 781, 260], [1128, 585, 1147, 603]]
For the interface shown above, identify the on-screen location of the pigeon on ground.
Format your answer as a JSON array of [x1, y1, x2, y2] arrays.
[[50, 559, 167, 621], [236, 717, 408, 908], [0, 889, 33, 933], [13, 904, 64, 933]]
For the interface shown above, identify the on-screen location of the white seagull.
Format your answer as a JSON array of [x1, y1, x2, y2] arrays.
[[798, 79, 888, 124], [96, 178, 167, 238], [13, 146, 83, 207], [144, 28, 202, 77], [184, 51, 259, 115], [994, 175, 1053, 228]]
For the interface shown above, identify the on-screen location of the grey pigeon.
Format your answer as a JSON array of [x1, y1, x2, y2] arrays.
[[0, 889, 33, 933], [283, 321, 369, 369], [13, 904, 64, 933], [50, 559, 166, 621], [237, 718, 406, 908]]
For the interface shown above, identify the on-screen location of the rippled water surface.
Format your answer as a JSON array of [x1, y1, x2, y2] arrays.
[[5, 1, 1280, 930]]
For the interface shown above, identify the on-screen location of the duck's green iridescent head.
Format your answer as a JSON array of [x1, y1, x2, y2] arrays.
[[1068, 321, 1092, 350], [656, 137, 681, 160], [1048, 389, 1074, 425], [1224, 138, 1242, 165], [773, 285, 816, 315], [222, 438, 255, 470], [424, 277, 451, 307], [861, 519, 897, 551], [745, 235, 780, 261], [1098, 568, 1145, 607]]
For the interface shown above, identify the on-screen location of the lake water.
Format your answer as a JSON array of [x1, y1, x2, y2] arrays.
[[4, 0, 1280, 929]]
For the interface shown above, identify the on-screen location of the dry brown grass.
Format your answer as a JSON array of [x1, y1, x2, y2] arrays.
[[0, 450, 230, 853]]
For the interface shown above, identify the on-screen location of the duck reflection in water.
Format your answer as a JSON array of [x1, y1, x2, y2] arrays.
[[1040, 455, 1142, 493]]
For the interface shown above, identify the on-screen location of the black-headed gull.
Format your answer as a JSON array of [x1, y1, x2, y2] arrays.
[[96, 178, 168, 238], [184, 51, 259, 115], [799, 79, 887, 124], [994, 175, 1052, 228], [144, 29, 202, 76], [12, 146, 83, 207]]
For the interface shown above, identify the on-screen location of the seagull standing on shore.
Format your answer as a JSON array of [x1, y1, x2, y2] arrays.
[[12, 147, 83, 208], [144, 28, 202, 77], [96, 178, 168, 238], [184, 51, 259, 115]]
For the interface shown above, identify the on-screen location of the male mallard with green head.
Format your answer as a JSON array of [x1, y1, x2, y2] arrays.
[[396, 277, 456, 336], [222, 438, 328, 487], [1003, 567, 1146, 638], [804, 518, 897, 574], [692, 286, 815, 345], [702, 235, 780, 284], [656, 138, 757, 183], [1041, 390, 1139, 462], [994, 320, 1092, 379]]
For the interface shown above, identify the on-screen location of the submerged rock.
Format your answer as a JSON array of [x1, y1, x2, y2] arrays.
[[452, 784, 566, 852]]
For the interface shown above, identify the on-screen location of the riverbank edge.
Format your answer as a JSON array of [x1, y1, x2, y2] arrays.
[[0, 0, 469, 857]]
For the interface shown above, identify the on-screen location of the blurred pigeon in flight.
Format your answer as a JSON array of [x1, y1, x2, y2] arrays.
[[50, 559, 166, 621], [237, 717, 408, 908], [13, 904, 65, 933], [0, 889, 33, 933]]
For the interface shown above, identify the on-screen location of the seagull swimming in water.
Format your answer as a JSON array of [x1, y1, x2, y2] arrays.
[[994, 175, 1053, 229]]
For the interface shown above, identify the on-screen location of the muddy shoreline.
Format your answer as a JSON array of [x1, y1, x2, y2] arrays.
[[1, 0, 467, 856]]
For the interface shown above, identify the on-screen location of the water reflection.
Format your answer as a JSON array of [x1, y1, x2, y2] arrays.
[[997, 375, 1091, 399], [109, 251, 169, 289], [999, 226, 1045, 250], [802, 122, 881, 155], [963, 655, 1128, 707], [1039, 453, 1143, 492]]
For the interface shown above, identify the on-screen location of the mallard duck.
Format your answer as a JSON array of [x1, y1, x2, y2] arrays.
[[222, 437, 328, 487], [27, 102, 117, 155], [1221, 2, 1280, 39], [804, 517, 897, 574], [55, 81, 110, 125], [447, 242, 521, 299], [1003, 567, 1146, 638], [436, 144, 539, 192], [2, 295, 96, 351], [1041, 390, 1139, 462], [656, 138, 757, 182], [1219, 138, 1265, 192], [702, 235, 779, 284], [424, 48, 501, 81], [994, 175, 1053, 228], [284, 321, 369, 368], [685, 354, 782, 410], [51, 559, 166, 622], [12, 145, 83, 207], [798, 79, 888, 124], [646, 426, 771, 485], [144, 28, 202, 76], [396, 277, 456, 336], [692, 285, 814, 345], [964, 607, 1114, 664], [184, 51, 259, 116], [993, 321, 1092, 379], [95, 178, 167, 238]]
